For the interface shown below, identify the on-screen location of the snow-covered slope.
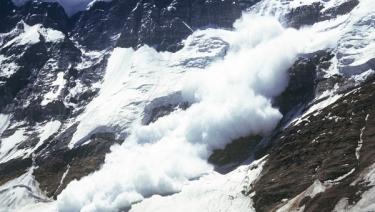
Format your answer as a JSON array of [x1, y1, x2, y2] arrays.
[[1, 0, 375, 211]]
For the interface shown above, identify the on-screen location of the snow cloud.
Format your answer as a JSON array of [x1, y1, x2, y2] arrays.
[[57, 14, 313, 211], [12, 0, 112, 17]]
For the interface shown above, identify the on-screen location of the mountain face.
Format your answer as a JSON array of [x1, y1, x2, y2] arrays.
[[0, 0, 375, 211]]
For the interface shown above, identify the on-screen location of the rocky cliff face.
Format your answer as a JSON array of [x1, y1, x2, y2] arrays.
[[1, 0, 375, 211]]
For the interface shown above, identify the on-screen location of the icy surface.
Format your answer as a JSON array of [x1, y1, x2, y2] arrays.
[[336, 0, 375, 76]]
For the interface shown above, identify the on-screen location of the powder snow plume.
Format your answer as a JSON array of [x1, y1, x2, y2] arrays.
[[57, 14, 313, 211]]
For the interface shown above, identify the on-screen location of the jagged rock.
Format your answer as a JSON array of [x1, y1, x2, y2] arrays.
[[0, 0, 20, 33], [0, 158, 32, 186], [251, 76, 375, 212], [33, 137, 121, 199], [13, 100, 71, 123], [0, 66, 32, 112], [0, 0, 68, 34], [285, 0, 359, 29], [70, 0, 138, 50], [19, 1, 68, 33], [145, 101, 189, 125], [285, 2, 324, 29], [209, 135, 263, 171], [115, 0, 254, 51]]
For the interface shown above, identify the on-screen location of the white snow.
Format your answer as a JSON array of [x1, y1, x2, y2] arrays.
[[38, 28, 65, 43], [41, 72, 67, 106], [0, 128, 27, 163], [0, 114, 11, 135], [23, 120, 62, 158], [0, 55, 19, 78], [289, 0, 352, 11], [324, 168, 356, 184], [277, 180, 331, 212], [293, 84, 343, 126], [69, 30, 232, 147], [251, 0, 375, 78], [0, 120, 59, 164], [335, 0, 375, 76], [355, 127, 365, 160], [74, 49, 107, 71], [333, 197, 351, 212], [1, 22, 65, 54], [130, 157, 267, 212], [323, 53, 340, 77], [3, 0, 375, 211], [2, 22, 40, 49], [68, 47, 181, 147], [352, 69, 375, 82], [342, 161, 375, 211], [57, 14, 335, 212], [0, 168, 48, 212], [55, 165, 70, 193], [15, 202, 57, 212], [38, 121, 61, 144]]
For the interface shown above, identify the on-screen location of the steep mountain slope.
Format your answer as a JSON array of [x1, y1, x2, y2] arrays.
[[0, 0, 374, 211]]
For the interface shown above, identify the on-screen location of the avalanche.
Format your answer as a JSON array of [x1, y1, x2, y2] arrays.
[[55, 15, 319, 211]]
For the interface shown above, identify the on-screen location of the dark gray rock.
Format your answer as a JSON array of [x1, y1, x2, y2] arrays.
[[285, 0, 359, 29], [0, 0, 21, 33], [33, 136, 121, 199], [18, 1, 69, 33], [0, 157, 32, 186], [0, 0, 69, 34], [70, 0, 138, 50], [114, 0, 255, 51], [251, 76, 375, 212]]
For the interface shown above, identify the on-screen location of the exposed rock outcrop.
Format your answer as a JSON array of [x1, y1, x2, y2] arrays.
[[251, 75, 375, 212], [72, 0, 255, 51], [285, 0, 359, 29]]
